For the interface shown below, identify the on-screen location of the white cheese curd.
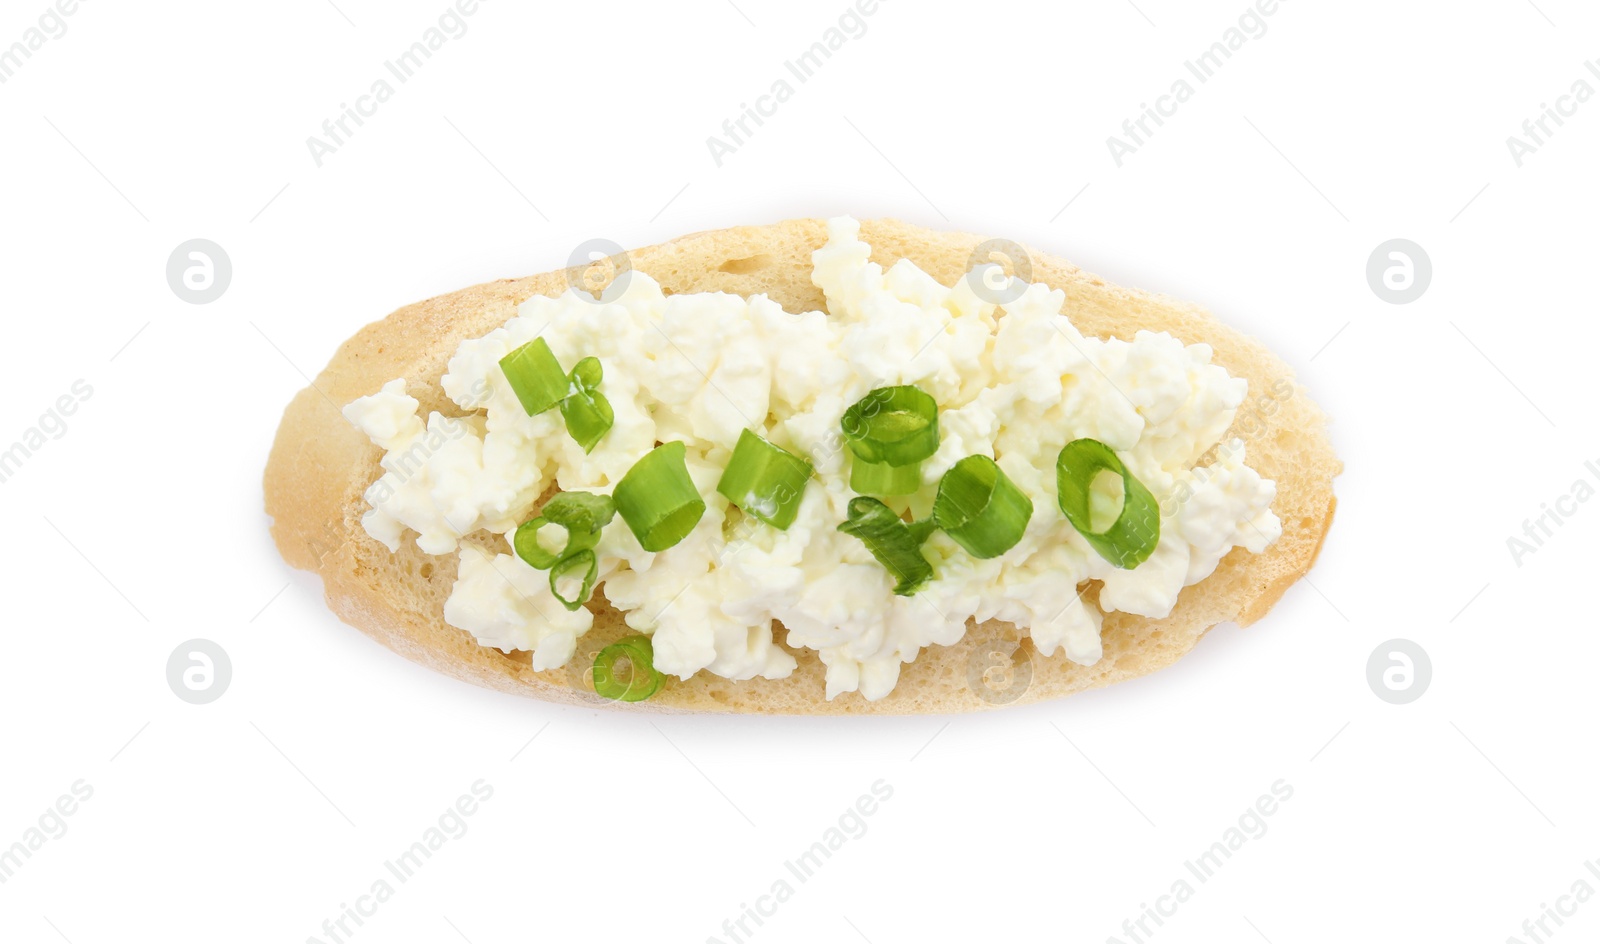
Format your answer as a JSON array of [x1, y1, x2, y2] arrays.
[[342, 380, 498, 555], [444, 545, 593, 670], [344, 217, 1281, 701]]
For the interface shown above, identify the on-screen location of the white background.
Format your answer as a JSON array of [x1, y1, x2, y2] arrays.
[[2, 0, 1596, 941]]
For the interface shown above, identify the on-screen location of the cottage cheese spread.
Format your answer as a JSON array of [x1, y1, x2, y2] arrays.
[[343, 217, 1281, 701]]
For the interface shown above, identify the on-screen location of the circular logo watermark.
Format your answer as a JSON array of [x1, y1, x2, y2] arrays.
[[166, 239, 232, 304], [566, 636, 606, 694], [964, 238, 1032, 305], [1366, 239, 1431, 304], [166, 639, 232, 705], [1365, 638, 1431, 705], [566, 238, 633, 304], [966, 639, 1033, 705]]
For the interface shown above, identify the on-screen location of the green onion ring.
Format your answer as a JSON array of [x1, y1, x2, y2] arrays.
[[1055, 439, 1160, 569], [715, 429, 813, 530], [512, 517, 563, 570], [548, 549, 600, 611], [592, 635, 664, 702], [560, 356, 614, 453], [840, 385, 940, 466], [512, 491, 617, 570], [568, 354, 603, 391], [614, 441, 707, 552], [933, 455, 1034, 559], [849, 457, 924, 497], [837, 496, 938, 596], [499, 337, 569, 417]]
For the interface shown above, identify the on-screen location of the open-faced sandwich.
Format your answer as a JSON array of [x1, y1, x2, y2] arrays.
[[263, 217, 1339, 713]]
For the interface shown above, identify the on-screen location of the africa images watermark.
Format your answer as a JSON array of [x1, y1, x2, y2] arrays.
[[1106, 0, 1289, 168], [1506, 60, 1600, 168], [306, 779, 494, 944], [706, 780, 895, 944], [0, 779, 94, 886], [0, 379, 93, 486], [706, 0, 888, 167], [1506, 457, 1600, 567], [364, 410, 480, 504], [1107, 779, 1295, 944], [340, 388, 487, 563], [1506, 859, 1600, 944], [0, 0, 85, 86], [306, 0, 488, 167], [1161, 376, 1294, 517]]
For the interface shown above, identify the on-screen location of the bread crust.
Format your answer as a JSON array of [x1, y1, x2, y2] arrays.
[[263, 219, 1340, 714]]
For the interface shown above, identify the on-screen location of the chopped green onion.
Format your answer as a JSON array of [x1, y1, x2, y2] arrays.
[[560, 356, 614, 453], [841, 385, 940, 465], [849, 458, 924, 496], [501, 342, 614, 452], [614, 441, 706, 552], [543, 490, 617, 535], [499, 338, 568, 416], [568, 354, 603, 390], [841, 386, 940, 496], [837, 496, 938, 595], [933, 455, 1034, 559], [1056, 438, 1160, 569], [549, 549, 599, 611], [512, 518, 564, 569], [513, 491, 616, 570], [716, 429, 813, 530], [592, 635, 664, 702]]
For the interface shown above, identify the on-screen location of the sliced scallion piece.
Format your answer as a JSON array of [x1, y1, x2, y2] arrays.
[[512, 491, 616, 570], [841, 385, 940, 496], [1056, 438, 1160, 569], [500, 342, 614, 452], [542, 490, 617, 536], [593, 635, 664, 702], [933, 455, 1033, 559], [837, 496, 938, 596], [841, 386, 940, 464], [512, 518, 564, 570], [568, 354, 603, 390], [715, 429, 813, 530], [848, 458, 923, 496], [560, 356, 614, 453], [499, 337, 569, 416], [549, 549, 600, 612], [614, 441, 706, 552]]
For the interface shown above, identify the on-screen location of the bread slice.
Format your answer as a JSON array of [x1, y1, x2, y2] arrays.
[[263, 218, 1339, 714]]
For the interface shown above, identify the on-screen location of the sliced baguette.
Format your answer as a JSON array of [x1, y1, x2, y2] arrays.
[[263, 218, 1340, 714]]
